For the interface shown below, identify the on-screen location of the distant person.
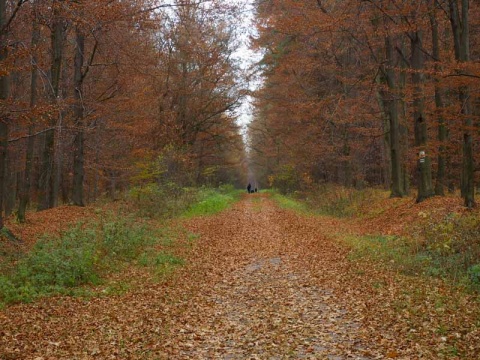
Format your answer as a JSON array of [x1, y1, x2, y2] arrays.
[[247, 183, 252, 193], [255, 187, 258, 193]]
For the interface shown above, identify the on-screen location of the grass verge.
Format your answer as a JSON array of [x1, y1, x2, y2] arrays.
[[0, 215, 157, 306], [270, 192, 310, 214], [269, 185, 386, 217], [269, 188, 480, 291], [0, 185, 240, 307], [181, 185, 243, 218]]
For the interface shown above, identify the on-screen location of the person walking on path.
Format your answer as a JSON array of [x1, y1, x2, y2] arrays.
[[247, 183, 252, 193]]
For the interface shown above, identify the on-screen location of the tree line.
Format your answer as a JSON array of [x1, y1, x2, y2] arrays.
[[249, 0, 479, 206], [0, 0, 247, 229]]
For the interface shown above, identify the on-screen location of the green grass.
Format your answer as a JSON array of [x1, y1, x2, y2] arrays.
[[182, 185, 242, 218], [269, 187, 480, 291], [0, 215, 159, 307], [138, 251, 185, 280], [340, 234, 427, 274], [270, 192, 310, 213], [126, 182, 198, 219], [0, 185, 240, 307]]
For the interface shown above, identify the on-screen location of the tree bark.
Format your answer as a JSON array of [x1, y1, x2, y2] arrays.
[[430, 8, 447, 196], [17, 16, 40, 222], [397, 38, 409, 196], [39, 4, 64, 210], [449, 0, 474, 208], [383, 35, 404, 198], [4, 153, 16, 217], [411, 30, 434, 202], [0, 0, 8, 229], [72, 24, 85, 206]]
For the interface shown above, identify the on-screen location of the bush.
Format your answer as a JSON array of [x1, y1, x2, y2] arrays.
[[127, 183, 198, 218], [418, 213, 480, 281], [182, 187, 242, 217], [99, 217, 152, 260], [271, 184, 385, 218], [268, 165, 301, 194], [0, 217, 153, 306], [398, 213, 480, 289], [468, 264, 480, 286], [17, 226, 99, 289]]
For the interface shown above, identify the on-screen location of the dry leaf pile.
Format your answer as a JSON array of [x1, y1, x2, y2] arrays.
[[6, 205, 98, 248], [1, 195, 479, 359]]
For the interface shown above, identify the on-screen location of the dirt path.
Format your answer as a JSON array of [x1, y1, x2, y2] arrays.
[[164, 195, 380, 359], [3, 195, 474, 359]]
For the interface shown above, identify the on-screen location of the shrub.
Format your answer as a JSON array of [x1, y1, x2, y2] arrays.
[[17, 226, 99, 289], [99, 217, 152, 260], [468, 264, 480, 286], [0, 217, 154, 306], [127, 183, 198, 218], [268, 165, 301, 194], [414, 213, 480, 286], [182, 186, 242, 217], [272, 184, 385, 218]]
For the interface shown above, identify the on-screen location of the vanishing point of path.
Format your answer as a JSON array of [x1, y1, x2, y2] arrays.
[[1, 195, 423, 359]]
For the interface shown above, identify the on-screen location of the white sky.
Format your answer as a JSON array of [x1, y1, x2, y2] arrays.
[[226, 0, 263, 132], [158, 0, 262, 132]]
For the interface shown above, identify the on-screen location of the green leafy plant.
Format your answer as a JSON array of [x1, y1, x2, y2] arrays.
[[182, 187, 242, 217], [467, 264, 480, 286], [0, 217, 154, 306]]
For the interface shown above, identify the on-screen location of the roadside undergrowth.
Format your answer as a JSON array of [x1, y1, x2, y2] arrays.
[[270, 189, 480, 358], [0, 186, 241, 308], [181, 185, 243, 218], [270, 188, 480, 292]]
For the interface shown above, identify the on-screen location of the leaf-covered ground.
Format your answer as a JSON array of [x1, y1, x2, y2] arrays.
[[1, 195, 479, 359]]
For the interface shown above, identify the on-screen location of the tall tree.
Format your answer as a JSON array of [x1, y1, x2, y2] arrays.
[[38, 0, 66, 210], [18, 4, 40, 222], [72, 4, 86, 206], [430, 2, 447, 196], [1, 0, 29, 228], [411, 28, 434, 202], [449, 0, 474, 208], [0, 0, 8, 229], [383, 34, 405, 198]]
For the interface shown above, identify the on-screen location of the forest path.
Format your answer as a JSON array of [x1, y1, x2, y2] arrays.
[[1, 195, 411, 359], [164, 194, 381, 359]]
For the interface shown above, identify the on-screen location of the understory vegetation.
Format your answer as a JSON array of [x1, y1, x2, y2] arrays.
[[126, 184, 242, 219], [271, 186, 480, 292], [0, 186, 241, 307]]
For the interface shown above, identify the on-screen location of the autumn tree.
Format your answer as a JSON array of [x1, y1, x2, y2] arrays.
[[0, 0, 29, 229], [250, 0, 479, 206]]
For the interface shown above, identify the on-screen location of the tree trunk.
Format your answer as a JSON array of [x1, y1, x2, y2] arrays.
[[4, 154, 16, 217], [397, 38, 409, 196], [449, 0, 474, 208], [384, 35, 404, 198], [39, 7, 64, 210], [430, 9, 447, 196], [0, 0, 8, 229], [375, 72, 392, 190], [18, 18, 40, 223], [342, 128, 352, 187], [411, 30, 434, 202], [72, 25, 85, 206]]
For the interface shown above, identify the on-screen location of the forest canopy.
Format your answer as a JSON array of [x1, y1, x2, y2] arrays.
[[0, 0, 249, 227], [1, 0, 479, 229], [249, 0, 479, 206]]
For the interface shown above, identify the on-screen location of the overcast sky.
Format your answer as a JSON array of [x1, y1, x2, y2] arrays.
[[227, 0, 263, 131]]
